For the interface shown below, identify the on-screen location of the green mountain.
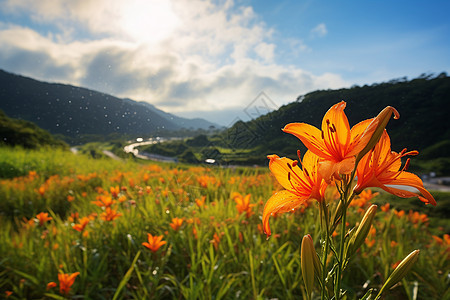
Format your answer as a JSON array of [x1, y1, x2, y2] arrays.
[[219, 73, 450, 158], [0, 110, 67, 149], [0, 69, 219, 143], [147, 73, 449, 172]]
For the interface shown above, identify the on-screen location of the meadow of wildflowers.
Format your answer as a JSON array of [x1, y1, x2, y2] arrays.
[[0, 108, 449, 299]]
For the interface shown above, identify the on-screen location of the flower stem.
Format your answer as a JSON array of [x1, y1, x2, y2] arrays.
[[320, 200, 330, 300], [334, 197, 347, 300], [334, 174, 355, 300]]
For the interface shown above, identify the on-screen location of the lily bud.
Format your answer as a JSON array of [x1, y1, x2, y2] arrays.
[[306, 234, 322, 281], [348, 205, 377, 256], [376, 250, 420, 298], [355, 106, 400, 166], [301, 234, 315, 300]]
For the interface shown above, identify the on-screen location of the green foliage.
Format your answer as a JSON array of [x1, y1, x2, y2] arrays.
[[178, 149, 199, 164], [219, 74, 450, 168], [0, 147, 448, 299], [0, 110, 67, 149], [141, 74, 450, 173], [419, 139, 450, 159], [186, 134, 210, 146]]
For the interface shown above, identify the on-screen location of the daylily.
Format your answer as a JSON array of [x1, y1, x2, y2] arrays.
[[142, 233, 167, 253], [354, 131, 436, 206], [46, 281, 57, 290], [233, 193, 255, 218], [170, 217, 184, 231], [92, 195, 115, 207], [283, 101, 379, 183], [262, 150, 327, 237], [100, 207, 122, 221], [35, 212, 52, 226], [72, 217, 90, 232], [58, 272, 79, 296]]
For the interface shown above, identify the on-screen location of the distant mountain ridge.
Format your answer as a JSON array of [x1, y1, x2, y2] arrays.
[[217, 73, 450, 159], [0, 69, 218, 141]]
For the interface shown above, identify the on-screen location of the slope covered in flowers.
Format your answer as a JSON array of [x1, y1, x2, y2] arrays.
[[0, 147, 448, 299]]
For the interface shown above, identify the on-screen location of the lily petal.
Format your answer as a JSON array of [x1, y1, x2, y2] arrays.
[[283, 123, 333, 160], [389, 172, 436, 206], [321, 101, 351, 156], [348, 118, 376, 157], [262, 190, 307, 237], [268, 155, 310, 193]]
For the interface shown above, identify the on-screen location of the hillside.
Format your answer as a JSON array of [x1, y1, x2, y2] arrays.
[[143, 73, 450, 174], [0, 109, 67, 149], [0, 69, 218, 143], [219, 73, 450, 156]]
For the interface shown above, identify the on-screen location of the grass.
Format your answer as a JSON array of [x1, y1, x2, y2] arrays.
[[0, 146, 449, 299]]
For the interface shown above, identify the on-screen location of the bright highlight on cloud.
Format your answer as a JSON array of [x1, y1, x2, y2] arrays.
[[0, 0, 347, 125]]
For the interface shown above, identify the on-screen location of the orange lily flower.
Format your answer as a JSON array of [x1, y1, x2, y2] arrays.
[[72, 217, 90, 232], [142, 233, 167, 253], [283, 101, 378, 183], [35, 212, 52, 226], [233, 193, 255, 218], [100, 207, 122, 221], [211, 232, 221, 250], [110, 185, 120, 198], [195, 196, 206, 208], [354, 131, 436, 206], [58, 272, 79, 296], [262, 150, 327, 237], [92, 195, 115, 207], [170, 217, 184, 231], [46, 281, 57, 290]]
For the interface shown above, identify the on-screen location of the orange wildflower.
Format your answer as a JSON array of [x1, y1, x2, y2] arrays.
[[170, 217, 184, 231], [110, 185, 120, 198], [58, 272, 79, 296], [92, 195, 115, 207], [380, 203, 390, 212], [408, 210, 429, 226], [233, 193, 255, 218], [391, 260, 401, 270], [354, 131, 436, 206], [46, 281, 57, 290], [100, 207, 122, 221], [142, 233, 167, 253], [211, 232, 221, 250], [393, 209, 405, 218], [72, 217, 90, 232], [195, 196, 206, 208], [36, 212, 52, 226], [283, 101, 379, 183], [262, 150, 327, 237], [432, 234, 450, 252], [364, 226, 376, 248], [68, 212, 79, 222], [351, 189, 379, 209], [67, 195, 75, 202], [37, 185, 46, 196], [5, 291, 12, 298]]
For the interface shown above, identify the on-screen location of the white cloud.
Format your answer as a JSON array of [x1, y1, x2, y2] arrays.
[[0, 1, 346, 125], [311, 23, 328, 37]]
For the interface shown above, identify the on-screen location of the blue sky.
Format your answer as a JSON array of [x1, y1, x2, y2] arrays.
[[0, 0, 449, 125]]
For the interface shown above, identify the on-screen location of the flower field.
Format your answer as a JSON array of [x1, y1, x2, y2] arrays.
[[0, 146, 449, 299]]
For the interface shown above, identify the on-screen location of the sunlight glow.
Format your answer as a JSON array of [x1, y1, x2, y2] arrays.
[[118, 0, 180, 43]]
